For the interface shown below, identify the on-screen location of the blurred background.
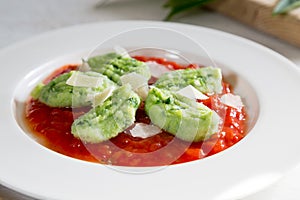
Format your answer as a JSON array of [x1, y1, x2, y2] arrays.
[[1, 0, 300, 58], [1, 0, 300, 199]]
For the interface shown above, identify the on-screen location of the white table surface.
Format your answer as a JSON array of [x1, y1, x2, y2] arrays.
[[1, 0, 300, 199]]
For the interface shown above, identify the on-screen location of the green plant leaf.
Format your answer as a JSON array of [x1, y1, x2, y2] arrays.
[[164, 0, 216, 20], [273, 0, 300, 15]]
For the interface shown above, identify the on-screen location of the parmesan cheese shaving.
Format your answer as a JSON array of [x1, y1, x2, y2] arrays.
[[176, 85, 209, 100], [92, 86, 116, 107], [66, 72, 104, 88], [120, 72, 149, 100], [146, 61, 170, 78], [78, 60, 91, 72], [130, 123, 161, 139], [114, 45, 131, 58], [135, 85, 149, 101], [120, 72, 147, 90], [220, 93, 244, 110]]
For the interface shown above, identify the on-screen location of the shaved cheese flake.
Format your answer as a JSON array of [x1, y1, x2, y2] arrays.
[[135, 85, 149, 101], [114, 45, 130, 58], [66, 72, 104, 88], [78, 59, 91, 72], [176, 85, 209, 100], [120, 72, 149, 100], [221, 93, 244, 110], [130, 123, 161, 139], [146, 61, 170, 78], [120, 72, 147, 90], [92, 86, 116, 107]]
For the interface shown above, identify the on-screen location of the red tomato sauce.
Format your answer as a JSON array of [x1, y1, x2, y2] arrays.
[[24, 59, 247, 166]]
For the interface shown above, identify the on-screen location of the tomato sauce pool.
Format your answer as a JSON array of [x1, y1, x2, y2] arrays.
[[24, 57, 247, 167]]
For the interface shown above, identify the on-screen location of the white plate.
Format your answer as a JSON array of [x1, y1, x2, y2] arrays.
[[1, 21, 300, 200]]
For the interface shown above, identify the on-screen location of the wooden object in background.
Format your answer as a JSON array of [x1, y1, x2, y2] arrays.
[[208, 0, 300, 47]]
